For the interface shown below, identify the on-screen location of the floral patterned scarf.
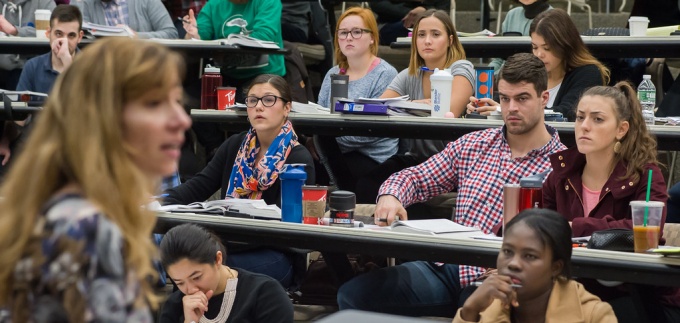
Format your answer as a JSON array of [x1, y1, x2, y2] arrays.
[[226, 121, 299, 199]]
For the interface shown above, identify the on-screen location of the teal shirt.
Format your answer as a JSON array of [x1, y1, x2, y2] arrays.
[[197, 0, 285, 79]]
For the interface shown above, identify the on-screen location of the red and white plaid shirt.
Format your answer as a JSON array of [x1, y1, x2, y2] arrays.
[[379, 125, 566, 286]]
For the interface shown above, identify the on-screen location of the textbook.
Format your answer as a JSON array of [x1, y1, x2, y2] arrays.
[[222, 34, 280, 49], [390, 219, 480, 235], [162, 199, 281, 220], [82, 22, 134, 38]]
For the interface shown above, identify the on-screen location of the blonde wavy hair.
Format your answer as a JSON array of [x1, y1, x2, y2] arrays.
[[408, 9, 465, 75], [334, 7, 380, 72], [0, 38, 184, 321]]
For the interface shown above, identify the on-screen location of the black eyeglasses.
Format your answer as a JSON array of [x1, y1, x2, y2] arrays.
[[337, 28, 371, 40], [245, 95, 286, 108]]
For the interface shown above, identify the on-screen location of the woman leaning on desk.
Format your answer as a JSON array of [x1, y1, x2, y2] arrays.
[[470, 9, 609, 122], [159, 223, 293, 323], [454, 208, 616, 323], [0, 38, 192, 321], [542, 83, 680, 323], [163, 74, 314, 289]]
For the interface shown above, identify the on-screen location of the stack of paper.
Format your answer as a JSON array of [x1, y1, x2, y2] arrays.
[[390, 219, 480, 235], [82, 22, 133, 37], [161, 199, 281, 220]]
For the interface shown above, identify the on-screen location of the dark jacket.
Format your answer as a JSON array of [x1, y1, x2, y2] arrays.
[[164, 131, 315, 207], [551, 64, 605, 122], [543, 146, 667, 237], [160, 269, 294, 323]]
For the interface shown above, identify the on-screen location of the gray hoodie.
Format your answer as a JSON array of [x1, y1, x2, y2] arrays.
[[0, 0, 56, 70]]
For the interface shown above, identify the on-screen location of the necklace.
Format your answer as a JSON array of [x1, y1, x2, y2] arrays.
[[198, 267, 238, 323]]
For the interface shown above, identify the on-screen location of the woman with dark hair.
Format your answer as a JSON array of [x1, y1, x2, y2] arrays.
[[543, 82, 680, 322], [159, 223, 293, 323], [163, 74, 315, 289], [454, 208, 616, 322], [488, 0, 552, 73], [470, 9, 609, 122]]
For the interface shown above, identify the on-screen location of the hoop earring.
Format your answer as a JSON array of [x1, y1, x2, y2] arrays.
[[613, 141, 621, 154]]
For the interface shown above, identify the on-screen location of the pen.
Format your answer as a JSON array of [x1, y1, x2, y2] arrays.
[[420, 66, 434, 72], [177, 17, 191, 25], [472, 281, 522, 288]]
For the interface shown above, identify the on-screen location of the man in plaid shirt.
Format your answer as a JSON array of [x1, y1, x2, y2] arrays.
[[337, 53, 567, 317]]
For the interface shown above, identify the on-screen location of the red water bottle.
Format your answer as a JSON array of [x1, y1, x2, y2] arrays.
[[201, 64, 222, 109], [518, 173, 546, 212]]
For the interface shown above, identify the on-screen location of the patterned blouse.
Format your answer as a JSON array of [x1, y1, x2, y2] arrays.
[[0, 194, 152, 322]]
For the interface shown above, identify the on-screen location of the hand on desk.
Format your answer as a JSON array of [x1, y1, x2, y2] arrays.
[[374, 195, 407, 226], [466, 96, 499, 116], [0, 15, 17, 36]]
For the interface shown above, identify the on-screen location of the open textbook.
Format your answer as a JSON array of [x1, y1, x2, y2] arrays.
[[82, 22, 134, 38], [161, 199, 281, 220], [391, 219, 480, 235], [222, 34, 280, 49]]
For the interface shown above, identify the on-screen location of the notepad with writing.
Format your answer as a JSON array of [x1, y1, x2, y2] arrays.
[[390, 219, 480, 235]]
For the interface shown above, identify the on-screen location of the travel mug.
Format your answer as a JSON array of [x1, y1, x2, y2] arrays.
[[330, 74, 349, 114]]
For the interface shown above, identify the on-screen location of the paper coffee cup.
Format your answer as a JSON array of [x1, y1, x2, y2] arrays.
[[216, 87, 236, 110], [628, 16, 650, 37], [35, 9, 51, 39]]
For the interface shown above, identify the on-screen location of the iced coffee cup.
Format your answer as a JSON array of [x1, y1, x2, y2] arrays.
[[630, 200, 664, 253]]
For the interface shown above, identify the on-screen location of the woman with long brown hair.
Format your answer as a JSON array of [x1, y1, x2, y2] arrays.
[[543, 82, 680, 322], [469, 9, 609, 122], [0, 38, 191, 321]]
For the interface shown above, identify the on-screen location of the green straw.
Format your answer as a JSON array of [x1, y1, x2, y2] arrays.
[[644, 169, 653, 227]]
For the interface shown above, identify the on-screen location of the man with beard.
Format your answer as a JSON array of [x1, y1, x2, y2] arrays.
[[336, 53, 567, 317], [75, 0, 177, 39], [17, 5, 83, 94], [0, 5, 84, 170]]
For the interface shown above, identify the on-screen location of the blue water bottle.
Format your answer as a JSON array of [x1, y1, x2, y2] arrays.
[[280, 164, 307, 223]]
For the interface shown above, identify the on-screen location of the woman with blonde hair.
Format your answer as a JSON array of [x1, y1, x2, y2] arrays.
[[356, 9, 474, 209], [315, 6, 398, 196], [0, 37, 191, 322]]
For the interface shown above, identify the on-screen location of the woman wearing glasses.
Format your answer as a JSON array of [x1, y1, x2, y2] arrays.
[[314, 7, 398, 197], [164, 74, 314, 289]]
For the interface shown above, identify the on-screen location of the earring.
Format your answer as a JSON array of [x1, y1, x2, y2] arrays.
[[613, 141, 621, 154]]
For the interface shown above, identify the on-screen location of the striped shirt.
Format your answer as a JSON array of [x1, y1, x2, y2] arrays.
[[379, 125, 566, 286], [102, 0, 129, 26]]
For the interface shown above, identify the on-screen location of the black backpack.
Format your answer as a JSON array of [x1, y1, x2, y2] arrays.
[[282, 41, 314, 103]]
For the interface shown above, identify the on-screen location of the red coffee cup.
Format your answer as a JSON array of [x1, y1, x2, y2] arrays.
[[217, 87, 236, 110], [302, 185, 328, 225]]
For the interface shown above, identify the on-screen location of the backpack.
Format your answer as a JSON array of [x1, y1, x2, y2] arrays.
[[282, 41, 314, 103]]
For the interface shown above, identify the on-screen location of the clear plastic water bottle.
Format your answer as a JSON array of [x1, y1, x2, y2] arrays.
[[637, 74, 656, 126]]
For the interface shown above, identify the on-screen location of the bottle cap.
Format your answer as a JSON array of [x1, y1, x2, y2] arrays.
[[204, 64, 220, 73], [329, 190, 356, 210], [280, 164, 307, 180], [642, 74, 651, 80], [519, 172, 548, 188], [430, 68, 452, 81]]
